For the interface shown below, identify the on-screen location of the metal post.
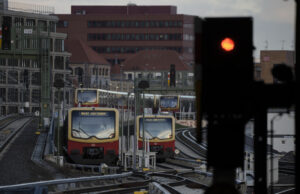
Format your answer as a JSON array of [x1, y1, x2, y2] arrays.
[[120, 65, 124, 164], [121, 98, 124, 164], [40, 24, 51, 130], [295, 1, 300, 193], [56, 88, 61, 165], [142, 90, 145, 168], [254, 105, 267, 194], [133, 75, 137, 170], [127, 92, 130, 151], [270, 116, 276, 194]]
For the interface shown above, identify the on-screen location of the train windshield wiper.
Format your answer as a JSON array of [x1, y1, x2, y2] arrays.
[[144, 128, 154, 139]]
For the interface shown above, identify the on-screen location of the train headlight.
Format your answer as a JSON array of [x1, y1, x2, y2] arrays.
[[174, 149, 180, 155]]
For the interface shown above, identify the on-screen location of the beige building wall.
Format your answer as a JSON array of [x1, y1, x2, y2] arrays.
[[259, 50, 295, 84]]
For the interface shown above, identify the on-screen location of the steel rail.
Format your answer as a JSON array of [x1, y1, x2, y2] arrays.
[[62, 178, 149, 193], [182, 130, 207, 150], [0, 172, 133, 191], [0, 115, 22, 130], [0, 117, 33, 153], [176, 130, 206, 157]]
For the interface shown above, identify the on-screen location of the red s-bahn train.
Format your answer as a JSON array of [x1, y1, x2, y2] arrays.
[[159, 95, 180, 114], [74, 88, 100, 107], [137, 115, 176, 160], [63, 107, 119, 165]]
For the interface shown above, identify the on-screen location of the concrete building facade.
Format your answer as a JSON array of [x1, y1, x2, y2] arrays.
[[0, 0, 71, 116]]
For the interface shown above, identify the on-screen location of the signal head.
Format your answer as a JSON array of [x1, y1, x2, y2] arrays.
[[221, 37, 235, 52]]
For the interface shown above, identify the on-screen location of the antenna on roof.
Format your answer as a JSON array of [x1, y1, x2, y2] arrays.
[[281, 40, 285, 50], [264, 40, 268, 50], [127, 2, 137, 6]]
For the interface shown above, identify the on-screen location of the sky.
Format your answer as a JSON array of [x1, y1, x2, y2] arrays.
[[11, 0, 296, 61]]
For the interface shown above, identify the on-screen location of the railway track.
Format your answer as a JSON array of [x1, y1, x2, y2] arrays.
[[0, 115, 21, 130], [147, 171, 208, 193], [0, 116, 33, 153], [176, 128, 207, 158], [0, 170, 209, 194], [279, 161, 295, 175]]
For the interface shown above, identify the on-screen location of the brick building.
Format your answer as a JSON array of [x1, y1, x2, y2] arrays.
[[65, 39, 110, 89], [255, 50, 295, 83], [55, 4, 195, 69]]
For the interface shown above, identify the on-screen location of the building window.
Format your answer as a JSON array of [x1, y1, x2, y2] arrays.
[[75, 67, 83, 83], [32, 60, 40, 68], [57, 20, 68, 28], [31, 72, 40, 85], [87, 20, 183, 28], [32, 107, 40, 114], [15, 40, 21, 49], [128, 74, 132, 80], [31, 89, 40, 103], [55, 90, 63, 104], [8, 88, 18, 102], [26, 19, 35, 26], [65, 91, 69, 104], [0, 88, 6, 102], [0, 58, 6, 66], [55, 56, 64, 69], [8, 71, 18, 84], [24, 38, 31, 49], [22, 59, 30, 67], [8, 58, 18, 66], [93, 68, 97, 75], [20, 90, 29, 102], [55, 39, 64, 52], [15, 17, 24, 27], [32, 39, 38, 49], [40, 39, 48, 49], [38, 20, 47, 31], [8, 106, 18, 114], [0, 70, 6, 84], [54, 73, 64, 82]]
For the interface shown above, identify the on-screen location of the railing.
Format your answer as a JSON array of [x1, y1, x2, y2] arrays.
[[175, 112, 196, 120], [44, 114, 55, 156]]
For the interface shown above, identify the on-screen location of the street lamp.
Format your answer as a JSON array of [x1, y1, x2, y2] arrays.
[[138, 80, 150, 168], [53, 78, 64, 161]]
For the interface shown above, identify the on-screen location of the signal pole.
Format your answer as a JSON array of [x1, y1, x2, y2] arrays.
[[295, 0, 299, 193]]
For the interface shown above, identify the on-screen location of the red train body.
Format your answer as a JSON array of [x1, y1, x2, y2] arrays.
[[64, 107, 119, 165], [137, 115, 175, 160]]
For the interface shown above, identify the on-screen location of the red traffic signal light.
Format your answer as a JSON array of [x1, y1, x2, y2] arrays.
[[221, 37, 235, 52]]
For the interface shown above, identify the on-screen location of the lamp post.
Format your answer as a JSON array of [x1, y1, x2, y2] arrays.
[[53, 78, 64, 161], [138, 80, 149, 168]]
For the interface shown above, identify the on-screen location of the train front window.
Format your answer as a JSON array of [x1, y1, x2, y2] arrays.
[[71, 111, 115, 139], [160, 97, 178, 108], [139, 118, 172, 139], [77, 90, 97, 103]]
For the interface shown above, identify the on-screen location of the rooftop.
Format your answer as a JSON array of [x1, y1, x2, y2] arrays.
[[122, 50, 192, 72], [65, 39, 109, 65], [71, 5, 177, 15]]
